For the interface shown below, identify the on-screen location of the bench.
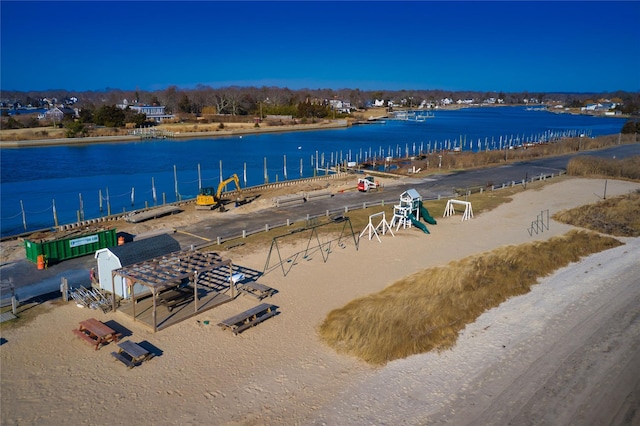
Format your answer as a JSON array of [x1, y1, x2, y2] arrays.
[[111, 340, 153, 369], [237, 281, 276, 300], [217, 303, 278, 335]]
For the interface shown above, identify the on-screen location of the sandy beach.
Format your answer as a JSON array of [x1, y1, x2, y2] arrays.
[[1, 177, 639, 425]]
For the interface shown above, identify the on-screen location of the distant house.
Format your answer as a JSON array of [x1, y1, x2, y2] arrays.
[[39, 106, 77, 121], [329, 99, 352, 113], [117, 99, 175, 123], [582, 103, 600, 111], [94, 234, 181, 298], [129, 105, 175, 123], [582, 102, 618, 113]]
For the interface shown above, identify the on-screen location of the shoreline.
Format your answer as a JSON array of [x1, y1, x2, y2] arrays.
[[2, 104, 627, 149], [0, 120, 349, 148]]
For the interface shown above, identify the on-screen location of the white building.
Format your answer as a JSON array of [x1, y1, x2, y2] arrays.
[[94, 234, 181, 298], [118, 99, 175, 123]]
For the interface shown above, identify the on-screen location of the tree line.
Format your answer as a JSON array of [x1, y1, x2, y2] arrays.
[[2, 86, 639, 139], [3, 86, 639, 116]]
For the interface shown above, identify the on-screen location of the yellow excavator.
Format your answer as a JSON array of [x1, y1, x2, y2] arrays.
[[196, 174, 243, 211]]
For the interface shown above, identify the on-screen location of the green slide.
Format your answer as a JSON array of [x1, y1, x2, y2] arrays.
[[408, 213, 430, 234], [418, 201, 438, 225]]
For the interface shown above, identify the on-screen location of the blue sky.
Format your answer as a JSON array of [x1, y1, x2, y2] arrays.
[[1, 1, 639, 93]]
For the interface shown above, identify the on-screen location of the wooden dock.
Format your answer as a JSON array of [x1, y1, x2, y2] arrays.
[[128, 129, 176, 140]]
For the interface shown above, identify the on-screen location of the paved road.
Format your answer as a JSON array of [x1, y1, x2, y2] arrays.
[[3, 143, 638, 300], [175, 143, 640, 247]]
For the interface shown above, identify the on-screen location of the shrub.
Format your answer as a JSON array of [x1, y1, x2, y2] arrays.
[[4, 116, 24, 129], [65, 120, 86, 138], [621, 119, 640, 134]]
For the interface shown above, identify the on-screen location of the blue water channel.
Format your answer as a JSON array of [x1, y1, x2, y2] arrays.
[[0, 106, 627, 237]]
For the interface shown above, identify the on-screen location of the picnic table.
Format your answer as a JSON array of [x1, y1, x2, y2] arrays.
[[158, 286, 195, 312], [111, 340, 153, 368], [72, 318, 121, 350], [217, 303, 278, 335]]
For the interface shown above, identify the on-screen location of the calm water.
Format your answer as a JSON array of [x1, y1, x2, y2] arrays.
[[0, 106, 627, 236]]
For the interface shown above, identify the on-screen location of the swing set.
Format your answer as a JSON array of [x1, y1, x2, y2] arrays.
[[263, 215, 359, 277], [360, 211, 395, 242]]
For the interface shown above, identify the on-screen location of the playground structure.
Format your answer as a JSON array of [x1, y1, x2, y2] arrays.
[[360, 211, 395, 242], [443, 199, 474, 221], [389, 189, 437, 234], [263, 215, 359, 277]]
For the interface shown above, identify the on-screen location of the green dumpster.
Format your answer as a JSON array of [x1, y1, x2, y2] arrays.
[[24, 228, 117, 264]]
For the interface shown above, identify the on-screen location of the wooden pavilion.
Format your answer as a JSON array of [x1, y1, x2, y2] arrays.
[[111, 250, 236, 332]]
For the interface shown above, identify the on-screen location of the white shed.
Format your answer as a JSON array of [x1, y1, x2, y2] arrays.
[[94, 234, 181, 299]]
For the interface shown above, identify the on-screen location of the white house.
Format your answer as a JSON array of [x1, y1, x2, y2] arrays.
[[582, 103, 601, 111], [117, 99, 175, 123], [129, 105, 175, 122], [94, 234, 181, 298], [329, 99, 352, 113]]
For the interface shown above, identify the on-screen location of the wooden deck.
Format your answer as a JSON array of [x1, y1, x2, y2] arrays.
[[117, 289, 233, 331]]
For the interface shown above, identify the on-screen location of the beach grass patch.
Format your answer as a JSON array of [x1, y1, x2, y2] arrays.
[[567, 155, 640, 180], [553, 189, 640, 237], [318, 230, 622, 365]]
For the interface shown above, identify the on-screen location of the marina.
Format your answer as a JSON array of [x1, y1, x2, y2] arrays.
[[0, 106, 628, 237]]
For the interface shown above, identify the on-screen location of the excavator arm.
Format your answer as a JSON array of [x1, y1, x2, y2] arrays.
[[216, 174, 241, 199]]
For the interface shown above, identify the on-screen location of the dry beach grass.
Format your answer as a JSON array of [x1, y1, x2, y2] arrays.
[[319, 230, 623, 365]]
